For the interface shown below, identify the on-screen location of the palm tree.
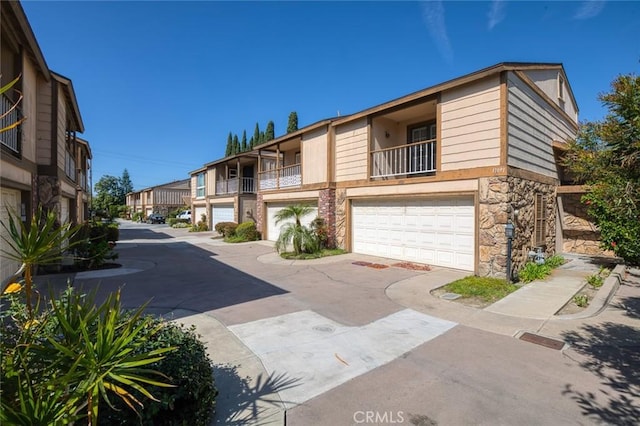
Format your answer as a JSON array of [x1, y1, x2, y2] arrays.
[[274, 204, 317, 255]]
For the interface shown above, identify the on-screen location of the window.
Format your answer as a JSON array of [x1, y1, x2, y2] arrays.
[[196, 173, 205, 198], [534, 194, 547, 246], [228, 168, 237, 179], [407, 121, 437, 174], [294, 152, 301, 164], [558, 75, 565, 101]]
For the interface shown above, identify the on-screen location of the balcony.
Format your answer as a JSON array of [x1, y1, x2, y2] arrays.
[[259, 164, 301, 190], [371, 140, 436, 179], [1, 94, 21, 154], [215, 177, 256, 195]]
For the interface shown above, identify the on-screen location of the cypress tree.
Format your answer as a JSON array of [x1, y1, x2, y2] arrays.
[[225, 132, 233, 157], [253, 123, 260, 147], [287, 112, 298, 133], [241, 130, 248, 152], [265, 120, 275, 141], [249, 136, 255, 149], [233, 134, 240, 154]]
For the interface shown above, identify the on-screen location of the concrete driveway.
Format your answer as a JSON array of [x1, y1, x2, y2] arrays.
[[41, 220, 640, 425]]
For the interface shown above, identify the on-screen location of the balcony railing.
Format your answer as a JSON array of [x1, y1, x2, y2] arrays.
[[259, 164, 302, 190], [215, 177, 256, 195], [371, 140, 436, 178], [1, 94, 21, 154]]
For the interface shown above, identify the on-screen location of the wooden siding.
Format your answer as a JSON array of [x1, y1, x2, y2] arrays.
[[302, 126, 328, 184], [21, 56, 37, 162], [335, 118, 368, 182], [440, 76, 501, 171], [56, 87, 66, 172], [152, 188, 190, 205], [523, 69, 578, 121], [36, 79, 52, 165], [507, 72, 576, 178]]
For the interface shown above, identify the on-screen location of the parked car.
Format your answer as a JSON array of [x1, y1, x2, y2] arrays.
[[147, 213, 165, 224], [177, 210, 191, 222]]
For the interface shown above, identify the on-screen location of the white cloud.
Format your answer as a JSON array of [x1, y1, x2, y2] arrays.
[[573, 0, 606, 20], [488, 0, 506, 30], [421, 0, 453, 64]]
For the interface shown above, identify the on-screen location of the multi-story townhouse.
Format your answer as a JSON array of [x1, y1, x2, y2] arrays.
[[254, 63, 586, 278], [1, 1, 91, 282], [189, 62, 603, 278], [189, 152, 259, 229], [126, 179, 190, 219]]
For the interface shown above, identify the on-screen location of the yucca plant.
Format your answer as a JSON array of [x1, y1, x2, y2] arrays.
[[1, 207, 82, 318], [1, 285, 177, 425]]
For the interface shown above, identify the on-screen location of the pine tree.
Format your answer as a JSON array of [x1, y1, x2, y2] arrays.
[[249, 136, 255, 149], [260, 131, 265, 144], [241, 130, 248, 152], [265, 120, 275, 141], [287, 112, 298, 133], [225, 132, 233, 157]]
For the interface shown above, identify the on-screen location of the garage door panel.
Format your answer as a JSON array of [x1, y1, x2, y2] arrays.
[[266, 203, 317, 242], [352, 197, 475, 271], [212, 204, 234, 226]]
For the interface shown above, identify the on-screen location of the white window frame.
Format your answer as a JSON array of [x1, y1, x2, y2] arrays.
[[196, 172, 205, 198]]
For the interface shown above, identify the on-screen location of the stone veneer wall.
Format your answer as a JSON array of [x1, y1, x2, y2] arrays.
[[334, 188, 348, 249], [318, 188, 337, 248], [256, 193, 264, 236], [478, 176, 557, 278], [37, 176, 61, 223], [560, 193, 611, 256]]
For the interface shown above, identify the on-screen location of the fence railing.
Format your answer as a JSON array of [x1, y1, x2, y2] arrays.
[[258, 164, 301, 190], [1, 94, 20, 154], [371, 140, 436, 178], [215, 177, 256, 195]]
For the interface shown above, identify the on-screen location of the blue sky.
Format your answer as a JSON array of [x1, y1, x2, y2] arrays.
[[20, 1, 639, 191]]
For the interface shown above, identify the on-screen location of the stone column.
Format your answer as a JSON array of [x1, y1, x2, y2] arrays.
[[318, 188, 336, 248]]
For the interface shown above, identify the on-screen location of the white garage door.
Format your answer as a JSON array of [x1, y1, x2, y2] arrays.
[[194, 207, 207, 224], [266, 203, 318, 242], [352, 197, 475, 271], [212, 204, 234, 226], [1, 188, 21, 282]]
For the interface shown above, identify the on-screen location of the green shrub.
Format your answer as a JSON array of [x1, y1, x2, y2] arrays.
[[215, 221, 238, 237], [310, 217, 329, 249], [231, 221, 260, 242], [518, 254, 565, 283], [1, 286, 176, 425], [132, 211, 144, 222], [544, 255, 565, 269], [587, 274, 604, 288], [99, 319, 217, 426], [71, 221, 119, 269], [518, 262, 552, 283], [573, 294, 589, 307], [172, 222, 190, 229]]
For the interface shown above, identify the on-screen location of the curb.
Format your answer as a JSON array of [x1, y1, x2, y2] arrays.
[[555, 263, 625, 320]]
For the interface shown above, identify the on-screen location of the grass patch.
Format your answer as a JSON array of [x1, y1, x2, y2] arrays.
[[280, 248, 346, 260], [442, 276, 518, 303]]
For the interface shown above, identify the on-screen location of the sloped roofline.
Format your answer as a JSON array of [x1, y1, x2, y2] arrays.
[[332, 62, 577, 126], [5, 1, 50, 81], [76, 136, 92, 159], [51, 71, 84, 133], [252, 117, 341, 151]]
